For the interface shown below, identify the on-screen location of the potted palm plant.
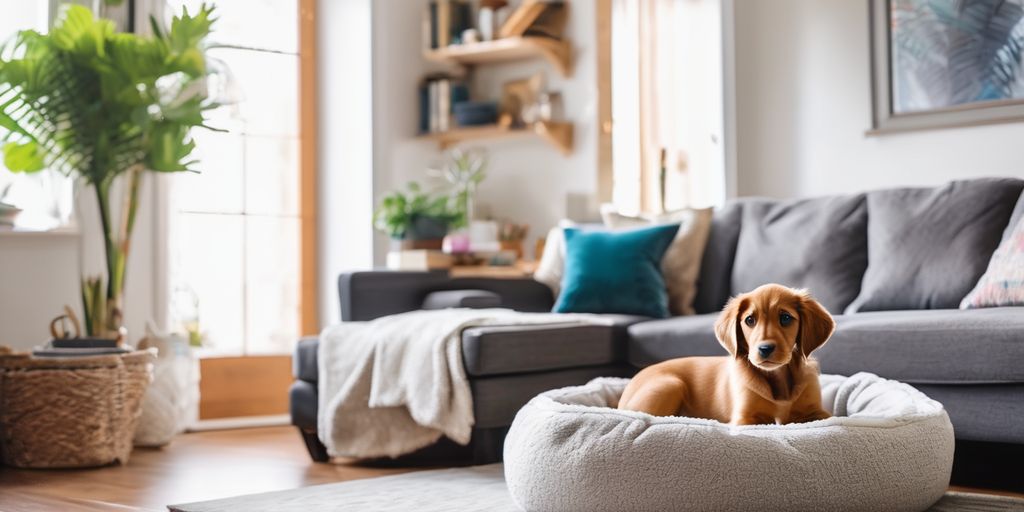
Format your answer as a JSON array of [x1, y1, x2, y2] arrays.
[[0, 5, 219, 342]]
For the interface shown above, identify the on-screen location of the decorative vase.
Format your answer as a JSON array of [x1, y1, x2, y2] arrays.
[[499, 240, 524, 260], [408, 215, 450, 240], [133, 323, 200, 447]]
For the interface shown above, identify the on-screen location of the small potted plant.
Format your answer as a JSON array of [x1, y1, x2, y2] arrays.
[[374, 182, 462, 249]]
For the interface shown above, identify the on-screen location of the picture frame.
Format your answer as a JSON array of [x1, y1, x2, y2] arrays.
[[870, 0, 1024, 134]]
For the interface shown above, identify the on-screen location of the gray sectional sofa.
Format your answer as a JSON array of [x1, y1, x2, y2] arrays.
[[291, 177, 1024, 486]]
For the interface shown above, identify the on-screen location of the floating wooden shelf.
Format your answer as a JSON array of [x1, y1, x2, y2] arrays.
[[424, 37, 573, 77], [420, 121, 573, 155]]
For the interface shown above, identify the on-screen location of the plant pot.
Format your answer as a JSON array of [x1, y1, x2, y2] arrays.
[[408, 215, 450, 241]]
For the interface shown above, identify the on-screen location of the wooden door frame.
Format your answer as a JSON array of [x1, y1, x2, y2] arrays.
[[198, 0, 319, 420], [299, 0, 319, 336]]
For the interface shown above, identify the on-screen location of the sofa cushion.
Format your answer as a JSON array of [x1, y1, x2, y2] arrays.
[[626, 314, 723, 367], [462, 315, 645, 377], [422, 289, 502, 310], [911, 384, 1024, 444], [693, 201, 744, 314], [470, 365, 635, 428], [295, 315, 642, 383], [628, 307, 1024, 385], [846, 178, 1024, 313], [731, 194, 868, 313], [815, 308, 1024, 384]]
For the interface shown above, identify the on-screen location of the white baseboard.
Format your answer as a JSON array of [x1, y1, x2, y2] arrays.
[[188, 414, 291, 432]]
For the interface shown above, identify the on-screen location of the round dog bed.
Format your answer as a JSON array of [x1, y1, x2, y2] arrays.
[[504, 373, 954, 512]]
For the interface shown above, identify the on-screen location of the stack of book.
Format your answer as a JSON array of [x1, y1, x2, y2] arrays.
[[420, 75, 470, 133], [33, 337, 129, 358], [386, 250, 454, 271]]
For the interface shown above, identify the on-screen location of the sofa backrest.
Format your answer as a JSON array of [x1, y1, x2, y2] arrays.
[[845, 177, 1024, 312], [731, 194, 868, 313], [693, 177, 1024, 316], [692, 200, 744, 314]]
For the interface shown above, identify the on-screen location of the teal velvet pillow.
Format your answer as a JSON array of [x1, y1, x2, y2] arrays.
[[553, 223, 680, 318]]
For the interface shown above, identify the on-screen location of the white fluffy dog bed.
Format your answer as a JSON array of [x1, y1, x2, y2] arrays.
[[504, 373, 954, 512]]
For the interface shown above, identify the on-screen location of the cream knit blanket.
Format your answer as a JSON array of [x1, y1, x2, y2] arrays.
[[317, 308, 608, 458]]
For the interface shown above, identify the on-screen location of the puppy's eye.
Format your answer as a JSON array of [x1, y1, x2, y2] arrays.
[[744, 315, 755, 327], [780, 312, 794, 327]]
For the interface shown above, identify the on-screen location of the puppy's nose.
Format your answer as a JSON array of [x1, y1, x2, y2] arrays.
[[757, 344, 775, 358]]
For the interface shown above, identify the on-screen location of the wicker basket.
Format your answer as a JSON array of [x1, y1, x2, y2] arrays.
[[0, 349, 155, 468]]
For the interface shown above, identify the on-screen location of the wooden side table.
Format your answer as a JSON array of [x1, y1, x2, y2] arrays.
[[448, 260, 539, 279]]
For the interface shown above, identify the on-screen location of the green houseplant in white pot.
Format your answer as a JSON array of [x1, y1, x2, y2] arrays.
[[374, 181, 463, 249], [0, 4, 219, 341]]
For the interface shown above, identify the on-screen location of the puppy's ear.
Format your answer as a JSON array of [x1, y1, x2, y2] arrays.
[[798, 292, 835, 357], [715, 296, 748, 357]]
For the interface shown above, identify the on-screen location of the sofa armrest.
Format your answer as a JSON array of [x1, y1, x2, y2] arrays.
[[422, 289, 502, 310], [338, 271, 450, 321], [293, 336, 320, 382], [445, 277, 555, 312], [338, 271, 555, 321]]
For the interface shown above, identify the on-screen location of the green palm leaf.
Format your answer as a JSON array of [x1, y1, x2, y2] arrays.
[[0, 3, 219, 336]]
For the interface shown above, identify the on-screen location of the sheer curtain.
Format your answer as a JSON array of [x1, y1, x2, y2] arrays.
[[610, 0, 727, 215]]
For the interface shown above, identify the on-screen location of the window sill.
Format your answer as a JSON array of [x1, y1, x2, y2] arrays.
[[0, 225, 79, 238]]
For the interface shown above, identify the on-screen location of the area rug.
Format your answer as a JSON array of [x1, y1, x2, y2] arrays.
[[168, 464, 1024, 512]]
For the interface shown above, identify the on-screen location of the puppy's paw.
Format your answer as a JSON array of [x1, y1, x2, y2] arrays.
[[789, 410, 830, 424]]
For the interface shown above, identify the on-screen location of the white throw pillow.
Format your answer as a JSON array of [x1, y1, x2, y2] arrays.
[[533, 220, 577, 298], [601, 206, 713, 316]]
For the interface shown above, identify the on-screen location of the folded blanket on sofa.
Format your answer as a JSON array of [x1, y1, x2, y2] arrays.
[[317, 308, 609, 459]]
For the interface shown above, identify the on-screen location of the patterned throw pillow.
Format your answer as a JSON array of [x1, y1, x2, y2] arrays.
[[961, 217, 1024, 308]]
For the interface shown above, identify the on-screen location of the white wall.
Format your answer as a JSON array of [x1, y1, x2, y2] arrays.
[[370, 0, 599, 263], [317, 0, 375, 326], [0, 183, 158, 351], [733, 0, 1024, 199]]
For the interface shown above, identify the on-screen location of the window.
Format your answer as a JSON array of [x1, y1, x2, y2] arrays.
[[604, 0, 728, 213], [166, 0, 305, 356], [0, 2, 74, 231]]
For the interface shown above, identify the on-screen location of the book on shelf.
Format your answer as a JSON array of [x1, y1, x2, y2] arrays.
[[420, 75, 469, 134], [438, 79, 450, 132], [438, 0, 450, 47], [386, 250, 453, 271], [425, 0, 472, 49]]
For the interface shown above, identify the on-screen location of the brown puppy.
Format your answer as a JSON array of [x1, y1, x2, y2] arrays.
[[618, 284, 835, 425]]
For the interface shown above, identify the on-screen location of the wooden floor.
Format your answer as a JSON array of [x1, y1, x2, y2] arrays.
[[0, 426, 426, 511], [0, 426, 1019, 511]]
